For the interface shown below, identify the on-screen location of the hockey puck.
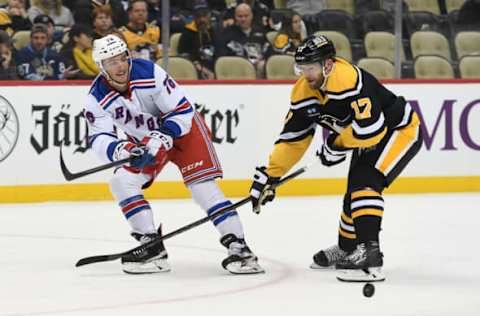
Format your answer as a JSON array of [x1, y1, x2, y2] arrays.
[[363, 283, 375, 297]]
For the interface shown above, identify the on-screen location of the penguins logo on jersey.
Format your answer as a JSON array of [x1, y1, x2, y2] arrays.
[[319, 113, 350, 134]]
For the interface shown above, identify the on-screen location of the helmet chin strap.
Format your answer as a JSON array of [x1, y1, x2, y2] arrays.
[[320, 60, 335, 90]]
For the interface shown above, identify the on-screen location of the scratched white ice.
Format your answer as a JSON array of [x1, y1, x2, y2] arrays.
[[0, 194, 479, 316]]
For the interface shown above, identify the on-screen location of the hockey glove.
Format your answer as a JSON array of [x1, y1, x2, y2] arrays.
[[250, 166, 280, 214], [317, 133, 349, 167], [140, 130, 174, 167], [112, 141, 153, 169]]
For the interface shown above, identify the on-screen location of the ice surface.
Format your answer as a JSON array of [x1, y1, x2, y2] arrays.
[[0, 194, 479, 316]]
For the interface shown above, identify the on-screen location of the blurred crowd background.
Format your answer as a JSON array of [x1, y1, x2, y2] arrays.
[[0, 0, 479, 81]]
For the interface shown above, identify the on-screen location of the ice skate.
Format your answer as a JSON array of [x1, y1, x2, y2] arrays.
[[121, 225, 170, 274], [335, 241, 385, 282], [310, 244, 348, 269], [220, 234, 265, 274]]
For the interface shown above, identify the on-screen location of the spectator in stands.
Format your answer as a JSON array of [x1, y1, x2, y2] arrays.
[[286, 0, 325, 17], [92, 5, 115, 39], [15, 23, 77, 80], [457, 0, 480, 31], [120, 0, 161, 61], [3, 0, 31, 32], [60, 24, 98, 79], [0, 30, 17, 80], [91, 0, 128, 28], [178, 1, 216, 79], [0, 9, 14, 35], [27, 0, 74, 31], [223, 0, 271, 30], [273, 12, 306, 55], [218, 3, 272, 78], [33, 14, 64, 52], [145, 0, 189, 34]]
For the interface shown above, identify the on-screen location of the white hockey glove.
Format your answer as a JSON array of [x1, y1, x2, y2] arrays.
[[112, 141, 151, 168], [139, 130, 173, 166], [317, 133, 349, 167], [250, 166, 280, 214]]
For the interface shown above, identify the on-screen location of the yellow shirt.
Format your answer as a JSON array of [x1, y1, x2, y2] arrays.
[[73, 47, 99, 76]]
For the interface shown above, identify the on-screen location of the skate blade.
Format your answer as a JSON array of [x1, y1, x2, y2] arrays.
[[225, 262, 265, 275], [122, 259, 171, 274], [310, 262, 335, 270], [336, 267, 385, 282]]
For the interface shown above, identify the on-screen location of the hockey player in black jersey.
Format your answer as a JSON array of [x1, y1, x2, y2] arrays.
[[249, 35, 423, 282]]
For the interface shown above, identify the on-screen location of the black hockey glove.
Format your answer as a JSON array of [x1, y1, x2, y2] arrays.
[[250, 166, 280, 214], [317, 133, 349, 167]]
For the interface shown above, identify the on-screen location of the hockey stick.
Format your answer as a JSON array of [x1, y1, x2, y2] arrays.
[[60, 145, 134, 181], [75, 163, 313, 267]]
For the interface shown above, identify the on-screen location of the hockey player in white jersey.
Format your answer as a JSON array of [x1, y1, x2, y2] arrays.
[[85, 34, 264, 275]]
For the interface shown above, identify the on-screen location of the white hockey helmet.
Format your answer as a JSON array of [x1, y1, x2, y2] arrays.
[[92, 34, 130, 78]]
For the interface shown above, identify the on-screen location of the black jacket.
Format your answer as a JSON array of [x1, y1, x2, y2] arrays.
[[178, 21, 217, 71], [217, 24, 272, 64]]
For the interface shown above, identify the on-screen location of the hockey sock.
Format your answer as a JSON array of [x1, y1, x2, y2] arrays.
[[338, 193, 356, 252], [110, 168, 156, 235], [189, 180, 244, 238], [350, 189, 384, 243], [338, 210, 357, 252], [118, 194, 156, 234]]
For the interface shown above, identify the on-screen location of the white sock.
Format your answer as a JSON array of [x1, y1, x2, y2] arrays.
[[110, 168, 156, 234], [189, 180, 244, 238]]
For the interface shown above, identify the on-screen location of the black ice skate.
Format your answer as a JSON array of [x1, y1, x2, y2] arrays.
[[335, 241, 385, 282], [121, 225, 170, 274], [310, 245, 348, 269], [220, 234, 265, 274]]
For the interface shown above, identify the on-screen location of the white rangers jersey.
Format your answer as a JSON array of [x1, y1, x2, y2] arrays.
[[84, 58, 194, 162]]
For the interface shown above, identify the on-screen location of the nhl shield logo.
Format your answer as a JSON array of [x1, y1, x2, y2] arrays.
[[0, 95, 19, 162]]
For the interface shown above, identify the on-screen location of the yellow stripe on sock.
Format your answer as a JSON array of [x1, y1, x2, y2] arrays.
[[338, 227, 356, 239], [351, 190, 381, 199], [341, 211, 353, 224]]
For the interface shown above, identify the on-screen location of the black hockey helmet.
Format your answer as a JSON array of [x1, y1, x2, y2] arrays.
[[294, 35, 336, 65]]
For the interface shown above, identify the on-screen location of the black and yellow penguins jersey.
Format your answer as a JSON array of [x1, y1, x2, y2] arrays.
[[266, 57, 419, 177], [120, 23, 161, 59]]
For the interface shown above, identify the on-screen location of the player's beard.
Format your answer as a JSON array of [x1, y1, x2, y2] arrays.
[[309, 74, 325, 90]]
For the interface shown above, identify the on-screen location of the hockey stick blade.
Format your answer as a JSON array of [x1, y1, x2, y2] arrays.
[[60, 145, 133, 181], [75, 163, 311, 267]]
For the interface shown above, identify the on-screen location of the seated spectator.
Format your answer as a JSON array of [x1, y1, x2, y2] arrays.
[[91, 0, 128, 28], [27, 0, 74, 31], [223, 0, 271, 30], [15, 23, 76, 80], [178, 1, 216, 79], [4, 0, 32, 32], [273, 12, 306, 55], [286, 0, 325, 17], [0, 9, 14, 35], [119, 0, 161, 61], [0, 30, 17, 80], [33, 14, 64, 52], [60, 24, 98, 79], [218, 3, 272, 78], [92, 5, 115, 39], [145, 0, 188, 34]]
